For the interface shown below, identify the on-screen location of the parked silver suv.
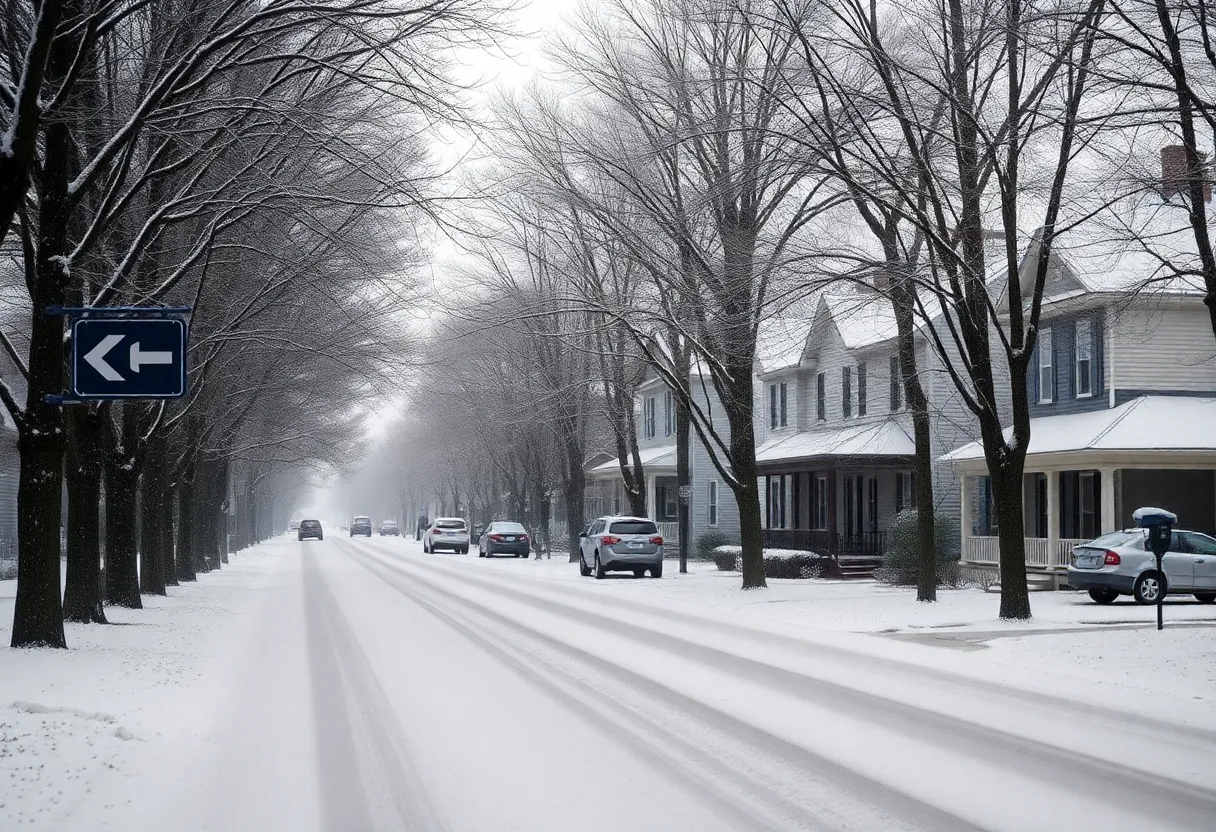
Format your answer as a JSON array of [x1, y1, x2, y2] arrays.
[[578, 516, 664, 579], [1067, 528, 1216, 604]]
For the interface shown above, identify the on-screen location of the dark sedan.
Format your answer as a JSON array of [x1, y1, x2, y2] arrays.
[[350, 516, 373, 537], [298, 519, 323, 541], [478, 521, 531, 559]]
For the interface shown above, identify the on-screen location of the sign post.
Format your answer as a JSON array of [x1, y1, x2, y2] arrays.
[[44, 307, 190, 403]]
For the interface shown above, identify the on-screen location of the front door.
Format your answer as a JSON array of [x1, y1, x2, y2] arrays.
[[843, 475, 864, 541]]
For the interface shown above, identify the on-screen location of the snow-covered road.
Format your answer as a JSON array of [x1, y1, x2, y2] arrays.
[[4, 537, 1215, 831]]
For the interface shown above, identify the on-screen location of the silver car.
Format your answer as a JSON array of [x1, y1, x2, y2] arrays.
[[578, 516, 665, 579], [1067, 528, 1216, 604]]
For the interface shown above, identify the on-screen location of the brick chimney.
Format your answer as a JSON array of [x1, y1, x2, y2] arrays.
[[1161, 144, 1213, 202]]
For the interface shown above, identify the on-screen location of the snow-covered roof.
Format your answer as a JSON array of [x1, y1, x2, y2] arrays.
[[942, 395, 1216, 462], [755, 292, 818, 374], [821, 291, 901, 351], [589, 443, 677, 474], [756, 419, 915, 464]]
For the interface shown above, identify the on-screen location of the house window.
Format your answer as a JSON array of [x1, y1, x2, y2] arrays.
[[816, 373, 825, 421], [779, 382, 788, 427], [1075, 320, 1092, 398], [663, 391, 673, 435], [895, 471, 917, 513], [867, 478, 878, 532], [813, 475, 828, 530], [708, 481, 719, 527], [1079, 471, 1098, 538], [1037, 326, 1054, 403], [643, 396, 656, 438], [842, 367, 852, 418], [890, 355, 902, 411], [858, 362, 867, 417], [769, 384, 778, 430], [768, 475, 786, 529]]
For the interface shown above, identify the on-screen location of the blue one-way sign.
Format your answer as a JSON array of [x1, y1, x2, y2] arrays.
[[72, 318, 187, 399]]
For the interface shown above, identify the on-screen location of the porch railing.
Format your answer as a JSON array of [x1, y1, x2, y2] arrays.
[[656, 522, 679, 546], [761, 528, 886, 559], [1056, 539, 1088, 567], [964, 536, 1093, 568]]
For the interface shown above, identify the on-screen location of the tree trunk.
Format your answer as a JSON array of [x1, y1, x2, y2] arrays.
[[724, 372, 766, 590], [990, 456, 1031, 619], [104, 460, 142, 608], [676, 384, 691, 573], [63, 408, 107, 623], [162, 476, 178, 588], [176, 468, 197, 582], [10, 66, 75, 646], [139, 440, 167, 596], [890, 267, 938, 602]]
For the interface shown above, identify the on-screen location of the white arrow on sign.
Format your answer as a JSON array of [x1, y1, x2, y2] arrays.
[[84, 334, 125, 382], [130, 342, 173, 373]]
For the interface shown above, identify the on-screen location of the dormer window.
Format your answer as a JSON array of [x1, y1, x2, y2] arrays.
[[857, 362, 867, 417], [643, 396, 656, 438], [769, 382, 788, 429], [842, 367, 852, 418], [816, 373, 825, 421]]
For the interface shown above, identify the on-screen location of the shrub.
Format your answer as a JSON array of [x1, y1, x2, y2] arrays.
[[712, 545, 740, 571], [0, 559, 15, 581], [696, 531, 732, 561], [876, 510, 961, 587]]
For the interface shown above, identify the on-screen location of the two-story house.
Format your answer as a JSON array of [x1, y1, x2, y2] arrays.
[[946, 191, 1216, 582], [752, 285, 1003, 570]]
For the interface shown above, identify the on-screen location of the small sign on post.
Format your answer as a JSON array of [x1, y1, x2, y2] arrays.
[[679, 484, 693, 501]]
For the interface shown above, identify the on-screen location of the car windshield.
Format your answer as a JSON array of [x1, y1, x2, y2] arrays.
[[609, 520, 658, 535], [1081, 530, 1144, 549], [436, 519, 465, 529]]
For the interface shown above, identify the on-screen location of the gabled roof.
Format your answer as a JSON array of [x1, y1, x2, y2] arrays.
[[756, 419, 915, 464], [942, 395, 1216, 462], [755, 292, 818, 374]]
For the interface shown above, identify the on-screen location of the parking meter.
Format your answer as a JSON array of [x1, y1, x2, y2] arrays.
[[1132, 507, 1177, 631]]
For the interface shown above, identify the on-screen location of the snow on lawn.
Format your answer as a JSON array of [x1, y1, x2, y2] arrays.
[[0, 543, 289, 831]]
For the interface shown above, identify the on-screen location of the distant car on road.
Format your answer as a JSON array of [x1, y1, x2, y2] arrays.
[[424, 517, 469, 554], [1068, 528, 1216, 604], [478, 522, 531, 558], [579, 516, 664, 579], [350, 516, 373, 537], [298, 519, 323, 542], [379, 520, 399, 536]]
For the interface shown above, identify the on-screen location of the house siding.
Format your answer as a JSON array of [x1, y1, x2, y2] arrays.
[[690, 384, 742, 545], [1110, 303, 1216, 393], [1027, 310, 1108, 417]]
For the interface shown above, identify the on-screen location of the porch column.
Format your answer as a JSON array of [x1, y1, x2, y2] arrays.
[[959, 473, 971, 561], [1100, 467, 1116, 534], [1046, 471, 1059, 562]]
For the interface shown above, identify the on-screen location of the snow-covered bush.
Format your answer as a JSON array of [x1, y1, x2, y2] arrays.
[[876, 510, 961, 587], [0, 558, 15, 581], [712, 545, 827, 578], [696, 531, 732, 561]]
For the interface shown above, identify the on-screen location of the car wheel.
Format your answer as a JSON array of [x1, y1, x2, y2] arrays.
[[1195, 593, 1216, 604], [650, 564, 663, 579], [633, 568, 645, 578], [579, 556, 591, 577], [461, 546, 469, 554], [1133, 571, 1165, 605], [594, 553, 606, 580], [318, 535, 323, 541], [1087, 588, 1118, 604], [423, 540, 430, 553]]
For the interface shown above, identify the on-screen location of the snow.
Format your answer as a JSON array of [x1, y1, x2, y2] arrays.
[[588, 442, 676, 473], [756, 417, 914, 462], [2, 537, 1214, 831], [713, 545, 826, 560], [943, 394, 1216, 461]]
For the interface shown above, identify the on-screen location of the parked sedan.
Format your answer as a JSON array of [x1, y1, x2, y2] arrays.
[[478, 522, 531, 558], [379, 520, 400, 536], [1067, 528, 1216, 604], [578, 516, 664, 579], [424, 518, 470, 554], [298, 519, 323, 541]]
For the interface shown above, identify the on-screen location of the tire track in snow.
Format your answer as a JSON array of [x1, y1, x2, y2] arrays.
[[350, 540, 1216, 832], [339, 539, 981, 832], [302, 547, 447, 832], [379, 539, 1216, 747]]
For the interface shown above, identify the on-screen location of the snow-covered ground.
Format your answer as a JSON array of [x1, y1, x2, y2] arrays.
[[1, 538, 1213, 831]]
